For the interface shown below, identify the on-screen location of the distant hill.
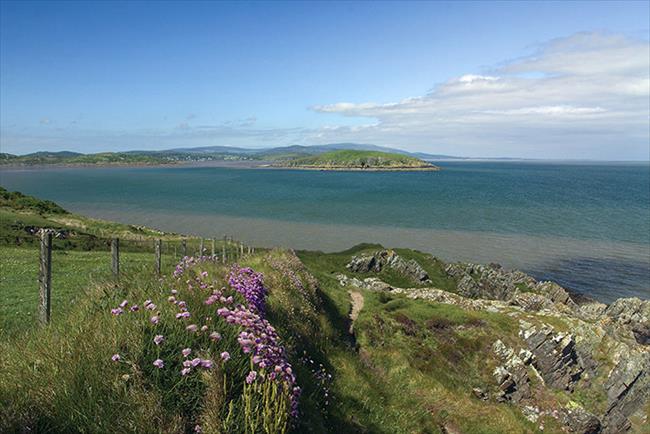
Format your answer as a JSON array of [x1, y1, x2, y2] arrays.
[[1, 143, 461, 167], [272, 150, 440, 171]]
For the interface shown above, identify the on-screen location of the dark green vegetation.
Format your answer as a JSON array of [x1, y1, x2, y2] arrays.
[[273, 150, 439, 170]]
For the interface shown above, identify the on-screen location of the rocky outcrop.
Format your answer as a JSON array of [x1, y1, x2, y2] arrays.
[[519, 321, 584, 391], [561, 407, 602, 434], [604, 298, 650, 345], [445, 262, 536, 301], [346, 250, 431, 284], [492, 340, 534, 403]]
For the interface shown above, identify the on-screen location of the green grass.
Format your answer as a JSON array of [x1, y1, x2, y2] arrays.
[[0, 245, 179, 337]]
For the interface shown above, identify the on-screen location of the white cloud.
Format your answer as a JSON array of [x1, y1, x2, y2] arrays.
[[310, 32, 650, 159]]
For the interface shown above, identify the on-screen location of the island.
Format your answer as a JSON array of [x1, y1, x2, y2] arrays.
[[270, 150, 440, 171]]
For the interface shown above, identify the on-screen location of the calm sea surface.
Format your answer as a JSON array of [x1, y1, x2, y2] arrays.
[[1, 162, 648, 303]]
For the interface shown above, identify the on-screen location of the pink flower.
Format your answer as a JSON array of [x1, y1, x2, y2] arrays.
[[150, 315, 160, 324], [111, 354, 121, 362], [144, 299, 152, 307], [130, 305, 139, 312], [191, 357, 201, 367], [176, 312, 191, 319], [200, 271, 208, 278], [168, 296, 176, 303], [200, 359, 213, 369], [111, 308, 123, 316], [153, 335, 164, 345], [246, 371, 257, 384], [145, 303, 157, 311], [186, 324, 198, 332], [153, 359, 164, 368], [220, 351, 230, 361], [170, 289, 178, 295], [182, 348, 192, 357], [119, 300, 128, 308], [200, 325, 208, 332], [209, 331, 221, 341], [181, 367, 191, 376], [194, 425, 203, 433]]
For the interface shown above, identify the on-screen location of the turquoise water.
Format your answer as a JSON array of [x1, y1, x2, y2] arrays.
[[1, 162, 648, 303]]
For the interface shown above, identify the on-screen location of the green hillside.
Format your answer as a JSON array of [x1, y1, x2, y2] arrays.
[[0, 190, 647, 433], [274, 150, 439, 171]]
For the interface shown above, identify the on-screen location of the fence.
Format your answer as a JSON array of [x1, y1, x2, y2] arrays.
[[33, 229, 255, 325]]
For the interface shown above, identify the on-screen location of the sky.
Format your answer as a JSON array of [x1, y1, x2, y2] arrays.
[[1, 1, 649, 160]]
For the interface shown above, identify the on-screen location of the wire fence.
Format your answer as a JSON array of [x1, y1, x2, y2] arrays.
[[9, 229, 256, 327]]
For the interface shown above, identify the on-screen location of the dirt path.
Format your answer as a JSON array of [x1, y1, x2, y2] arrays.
[[348, 290, 365, 335]]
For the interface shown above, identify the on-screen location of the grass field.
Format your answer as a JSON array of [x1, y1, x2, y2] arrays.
[[0, 246, 180, 336]]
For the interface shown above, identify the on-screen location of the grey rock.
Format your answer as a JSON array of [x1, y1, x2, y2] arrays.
[[346, 250, 431, 284], [519, 323, 584, 391], [561, 407, 602, 434], [604, 297, 650, 345], [445, 263, 536, 301]]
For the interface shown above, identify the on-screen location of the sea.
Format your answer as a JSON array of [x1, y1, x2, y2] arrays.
[[1, 161, 648, 304]]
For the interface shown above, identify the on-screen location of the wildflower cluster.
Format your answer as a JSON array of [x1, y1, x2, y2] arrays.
[[227, 266, 267, 315], [173, 255, 216, 278], [109, 257, 300, 423]]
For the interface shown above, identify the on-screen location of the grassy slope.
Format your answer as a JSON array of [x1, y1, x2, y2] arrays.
[[0, 192, 628, 433], [277, 150, 437, 169]]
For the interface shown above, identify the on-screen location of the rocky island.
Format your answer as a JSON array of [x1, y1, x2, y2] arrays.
[[271, 150, 440, 171]]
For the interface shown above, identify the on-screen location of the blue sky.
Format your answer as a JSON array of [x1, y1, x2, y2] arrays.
[[1, 1, 649, 159]]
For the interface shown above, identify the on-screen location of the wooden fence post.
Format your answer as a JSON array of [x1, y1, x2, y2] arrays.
[[211, 238, 215, 258], [222, 235, 227, 264], [38, 229, 53, 325], [240, 242, 244, 258], [181, 239, 187, 257], [155, 239, 162, 275], [111, 238, 120, 279], [199, 238, 204, 256]]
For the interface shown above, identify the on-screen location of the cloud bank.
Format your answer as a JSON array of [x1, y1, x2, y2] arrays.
[[311, 32, 649, 159]]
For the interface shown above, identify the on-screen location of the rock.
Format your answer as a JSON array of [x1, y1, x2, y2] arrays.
[[346, 250, 431, 284], [445, 263, 536, 301], [602, 349, 650, 433], [472, 387, 488, 400], [535, 281, 579, 310], [561, 406, 602, 434], [518, 322, 583, 391], [604, 297, 650, 345], [522, 405, 540, 423], [492, 340, 533, 403]]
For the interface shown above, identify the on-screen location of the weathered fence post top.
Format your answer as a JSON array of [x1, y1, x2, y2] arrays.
[[38, 229, 53, 325]]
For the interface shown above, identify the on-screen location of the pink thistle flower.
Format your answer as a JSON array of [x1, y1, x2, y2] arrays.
[[111, 354, 121, 362], [209, 332, 221, 342], [150, 315, 160, 324], [119, 300, 128, 308], [220, 351, 230, 362], [186, 324, 198, 332], [180, 367, 191, 376], [153, 335, 164, 345], [191, 357, 201, 367], [182, 348, 192, 357], [200, 359, 213, 369], [153, 359, 164, 369], [246, 371, 257, 384]]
